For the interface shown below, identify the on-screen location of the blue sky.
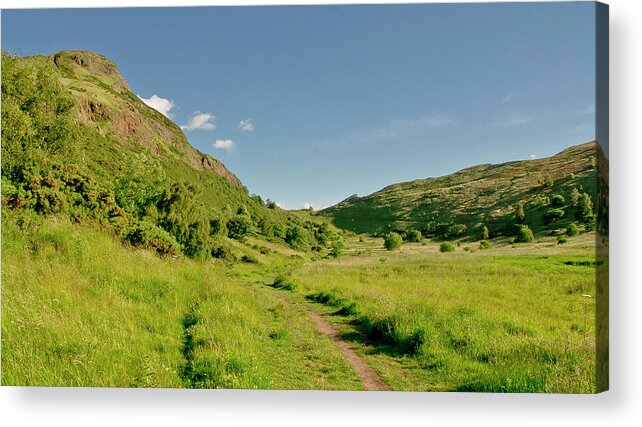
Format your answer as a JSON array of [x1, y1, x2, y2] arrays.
[[1, 2, 597, 209]]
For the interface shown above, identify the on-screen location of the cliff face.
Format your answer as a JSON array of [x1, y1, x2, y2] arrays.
[[46, 50, 242, 187]]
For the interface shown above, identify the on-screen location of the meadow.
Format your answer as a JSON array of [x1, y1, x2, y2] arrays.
[[0, 209, 362, 390], [283, 235, 598, 393], [2, 207, 598, 392]]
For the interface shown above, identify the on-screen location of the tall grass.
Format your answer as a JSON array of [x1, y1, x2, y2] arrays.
[[1, 210, 361, 389], [287, 243, 597, 393]]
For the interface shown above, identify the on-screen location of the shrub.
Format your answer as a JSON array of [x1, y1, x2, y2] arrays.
[[481, 225, 489, 240], [577, 193, 594, 223], [479, 240, 491, 250], [285, 225, 308, 250], [446, 224, 467, 238], [384, 232, 403, 251], [405, 230, 422, 243], [272, 275, 296, 291], [227, 215, 252, 241], [569, 188, 581, 206], [125, 220, 181, 257], [515, 203, 525, 223], [544, 208, 565, 224], [543, 176, 553, 188], [552, 195, 565, 207], [330, 241, 344, 258], [210, 244, 235, 261], [566, 223, 580, 237], [241, 254, 258, 263], [440, 242, 455, 253], [515, 225, 534, 243], [557, 236, 568, 244]]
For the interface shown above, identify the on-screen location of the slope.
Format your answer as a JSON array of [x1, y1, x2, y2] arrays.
[[320, 142, 600, 239]]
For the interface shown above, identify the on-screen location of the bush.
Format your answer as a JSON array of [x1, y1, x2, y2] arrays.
[[577, 193, 594, 223], [384, 232, 403, 251], [227, 215, 252, 241], [405, 230, 422, 243], [241, 254, 258, 263], [446, 224, 467, 238], [566, 223, 580, 237], [440, 242, 455, 253], [481, 225, 489, 240], [272, 275, 296, 291], [285, 225, 308, 250], [544, 208, 565, 224], [515, 225, 534, 243], [210, 244, 236, 261], [515, 203, 525, 223], [552, 195, 565, 207], [330, 241, 344, 258], [557, 236, 568, 244], [479, 240, 491, 250], [125, 220, 181, 257]]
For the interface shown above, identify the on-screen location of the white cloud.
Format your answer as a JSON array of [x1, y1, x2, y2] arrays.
[[529, 154, 537, 160], [213, 139, 234, 150], [138, 94, 175, 118], [501, 94, 514, 104], [238, 118, 255, 132], [181, 112, 217, 131]]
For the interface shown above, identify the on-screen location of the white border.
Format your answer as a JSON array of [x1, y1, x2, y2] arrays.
[[1, 1, 640, 426]]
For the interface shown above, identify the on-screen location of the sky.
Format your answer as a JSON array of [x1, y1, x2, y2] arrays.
[[1, 2, 598, 210]]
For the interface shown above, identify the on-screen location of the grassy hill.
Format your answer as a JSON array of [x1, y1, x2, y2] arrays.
[[1, 50, 339, 260], [320, 142, 601, 241]]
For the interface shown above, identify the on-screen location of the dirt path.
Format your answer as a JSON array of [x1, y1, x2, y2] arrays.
[[307, 310, 390, 391]]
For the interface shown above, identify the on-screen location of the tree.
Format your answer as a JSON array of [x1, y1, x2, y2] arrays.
[[552, 194, 565, 207], [445, 224, 467, 238], [544, 208, 565, 224], [285, 225, 308, 250], [227, 215, 252, 240], [481, 225, 490, 240], [543, 176, 554, 188], [578, 193, 594, 223], [515, 225, 534, 243], [384, 232, 402, 251], [569, 188, 581, 206], [515, 203, 525, 223], [405, 230, 422, 243], [156, 183, 211, 258]]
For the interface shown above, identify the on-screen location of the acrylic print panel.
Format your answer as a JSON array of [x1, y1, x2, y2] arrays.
[[0, 2, 608, 393]]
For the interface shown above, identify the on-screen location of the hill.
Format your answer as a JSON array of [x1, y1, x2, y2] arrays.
[[320, 142, 602, 240], [1, 50, 339, 259]]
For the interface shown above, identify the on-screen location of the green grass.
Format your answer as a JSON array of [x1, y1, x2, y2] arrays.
[[320, 142, 599, 239], [1, 210, 362, 389], [283, 236, 597, 393]]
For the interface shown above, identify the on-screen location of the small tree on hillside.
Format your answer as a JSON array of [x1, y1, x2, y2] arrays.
[[578, 193, 594, 223], [384, 232, 403, 251], [552, 194, 565, 207], [515, 203, 525, 223], [569, 188, 581, 206], [481, 225, 489, 240], [515, 224, 535, 243]]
